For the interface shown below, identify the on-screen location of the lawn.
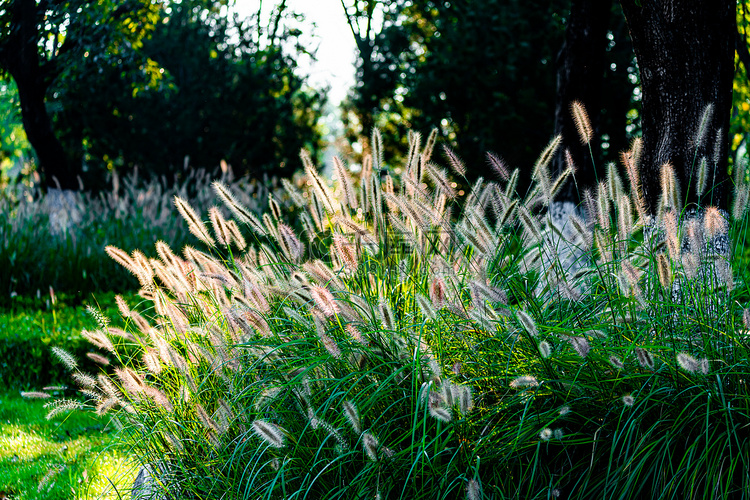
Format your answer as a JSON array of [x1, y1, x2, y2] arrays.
[[0, 294, 139, 499], [0, 390, 136, 499]]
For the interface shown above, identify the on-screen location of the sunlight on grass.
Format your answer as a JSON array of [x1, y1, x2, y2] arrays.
[[0, 393, 136, 499]]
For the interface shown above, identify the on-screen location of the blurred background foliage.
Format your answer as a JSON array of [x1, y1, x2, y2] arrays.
[[2, 0, 750, 189]]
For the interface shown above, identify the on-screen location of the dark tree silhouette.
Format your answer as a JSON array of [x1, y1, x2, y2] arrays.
[[620, 0, 735, 213]]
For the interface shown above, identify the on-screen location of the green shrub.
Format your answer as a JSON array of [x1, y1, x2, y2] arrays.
[[43, 127, 750, 499]]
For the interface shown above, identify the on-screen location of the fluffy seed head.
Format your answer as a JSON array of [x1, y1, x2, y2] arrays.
[[487, 151, 509, 181], [622, 394, 635, 407], [174, 196, 215, 246], [429, 277, 447, 307], [277, 223, 304, 262], [704, 206, 727, 239], [677, 352, 699, 373], [21, 391, 51, 399], [310, 285, 340, 317], [252, 420, 286, 448], [466, 479, 482, 500], [571, 336, 590, 358], [362, 431, 379, 461], [695, 103, 714, 150], [634, 347, 654, 370], [45, 399, 81, 420], [51, 347, 77, 371], [332, 235, 358, 271], [442, 145, 467, 177], [342, 401, 361, 434], [417, 294, 437, 320], [319, 330, 342, 359], [429, 405, 452, 423], [538, 341, 552, 358], [516, 310, 537, 336], [664, 209, 680, 261], [570, 101, 593, 144], [333, 156, 358, 210], [379, 301, 395, 330], [510, 375, 539, 389], [105, 246, 137, 275], [457, 385, 474, 414], [700, 358, 710, 375], [609, 355, 624, 370], [657, 253, 672, 288], [208, 207, 231, 246], [540, 427, 553, 441], [660, 163, 681, 213], [696, 157, 708, 197], [345, 324, 368, 345]]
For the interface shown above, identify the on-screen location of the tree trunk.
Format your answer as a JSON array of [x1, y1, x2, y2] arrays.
[[2, 0, 78, 191], [553, 0, 613, 203], [620, 0, 735, 213]]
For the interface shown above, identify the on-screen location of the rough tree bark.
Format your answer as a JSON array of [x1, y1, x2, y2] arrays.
[[0, 0, 78, 191], [620, 0, 735, 213], [552, 0, 613, 203]]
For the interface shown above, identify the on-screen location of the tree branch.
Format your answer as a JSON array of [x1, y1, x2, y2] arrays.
[[340, 0, 361, 42]]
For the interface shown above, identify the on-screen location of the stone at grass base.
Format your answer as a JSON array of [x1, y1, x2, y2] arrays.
[[131, 462, 179, 500]]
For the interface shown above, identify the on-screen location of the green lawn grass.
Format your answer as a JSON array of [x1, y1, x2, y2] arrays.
[[0, 292, 140, 390], [0, 292, 142, 499], [0, 390, 136, 499]]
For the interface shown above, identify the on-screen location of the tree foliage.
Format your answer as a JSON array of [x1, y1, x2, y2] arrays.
[[0, 0, 324, 190], [56, 0, 325, 185], [0, 0, 164, 189]]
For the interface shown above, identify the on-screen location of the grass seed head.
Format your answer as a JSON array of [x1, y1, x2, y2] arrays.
[[343, 401, 361, 434], [571, 336, 590, 358], [510, 375, 539, 389], [310, 285, 340, 317], [696, 156, 708, 197], [21, 391, 51, 399], [252, 420, 286, 448], [442, 145, 467, 177], [429, 405, 452, 423], [487, 151, 509, 181], [609, 355, 625, 370], [657, 253, 672, 288], [704, 206, 727, 239], [634, 347, 654, 370], [467, 479, 482, 500], [539, 341, 552, 358], [677, 352, 699, 373], [174, 196, 215, 247], [570, 100, 593, 145], [694, 102, 714, 150], [516, 310, 537, 337], [51, 346, 78, 371], [45, 399, 81, 420], [363, 431, 379, 461]]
